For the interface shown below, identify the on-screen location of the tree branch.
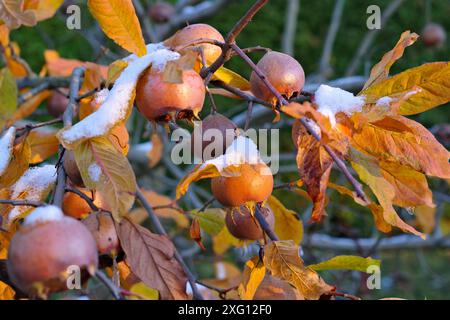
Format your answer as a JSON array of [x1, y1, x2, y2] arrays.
[[281, 0, 300, 56], [52, 67, 85, 208], [0, 199, 45, 207]]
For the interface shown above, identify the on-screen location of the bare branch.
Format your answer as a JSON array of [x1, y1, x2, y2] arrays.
[[52, 67, 85, 208], [0, 199, 45, 207], [281, 0, 300, 56], [318, 0, 346, 79], [95, 270, 124, 300], [255, 203, 279, 241], [17, 82, 50, 105]]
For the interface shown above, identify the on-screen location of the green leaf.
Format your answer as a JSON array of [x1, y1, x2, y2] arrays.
[[309, 255, 381, 273], [190, 208, 225, 236], [0, 68, 17, 128]]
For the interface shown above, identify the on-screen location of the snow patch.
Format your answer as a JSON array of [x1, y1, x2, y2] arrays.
[[375, 96, 393, 107], [314, 85, 365, 127], [0, 127, 16, 175], [88, 163, 102, 182], [7, 165, 57, 223], [23, 205, 64, 226], [59, 48, 180, 144], [201, 136, 268, 174]]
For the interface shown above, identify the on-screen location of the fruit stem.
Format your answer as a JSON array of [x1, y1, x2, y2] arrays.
[[255, 203, 279, 241]]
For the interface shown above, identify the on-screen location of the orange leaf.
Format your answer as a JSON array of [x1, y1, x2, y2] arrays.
[[87, 0, 147, 57], [27, 127, 59, 164]]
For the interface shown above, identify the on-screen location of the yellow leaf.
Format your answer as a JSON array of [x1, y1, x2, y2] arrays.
[[2, 44, 29, 77], [363, 31, 418, 90], [0, 248, 14, 300], [264, 240, 334, 300], [414, 205, 436, 234], [128, 282, 159, 300], [349, 148, 424, 238], [266, 196, 303, 244], [211, 66, 250, 91], [362, 62, 450, 115], [7, 90, 51, 126], [0, 23, 10, 46], [309, 255, 381, 273], [87, 0, 147, 57], [238, 256, 265, 300], [24, 0, 63, 21], [176, 163, 221, 200], [0, 134, 31, 189], [27, 127, 59, 164], [212, 226, 245, 255], [0, 68, 17, 128], [74, 137, 136, 220]]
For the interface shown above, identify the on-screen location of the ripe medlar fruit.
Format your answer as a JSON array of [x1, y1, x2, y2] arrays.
[[225, 205, 275, 240], [253, 275, 303, 300], [7, 207, 98, 295], [149, 1, 175, 24], [421, 23, 446, 48], [62, 188, 106, 219], [250, 51, 305, 105], [211, 162, 273, 207], [136, 68, 205, 121], [169, 23, 225, 62], [46, 89, 69, 118], [83, 211, 120, 256], [64, 150, 84, 187], [192, 113, 237, 161]]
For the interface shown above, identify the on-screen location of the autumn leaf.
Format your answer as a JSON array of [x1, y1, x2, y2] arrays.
[[362, 62, 450, 115], [0, 68, 17, 128], [349, 148, 424, 238], [351, 116, 450, 179], [74, 137, 136, 220], [414, 205, 436, 234], [2, 43, 29, 77], [6, 90, 51, 126], [23, 0, 63, 22], [238, 256, 266, 300], [309, 255, 381, 273], [363, 31, 418, 90], [176, 164, 221, 200], [116, 217, 188, 300], [87, 0, 147, 57], [212, 226, 245, 255], [148, 133, 163, 168], [0, 23, 9, 46], [211, 67, 251, 91], [0, 248, 14, 299], [190, 208, 225, 236], [266, 196, 303, 244], [264, 240, 334, 300], [27, 127, 59, 164], [0, 132, 31, 189], [106, 60, 128, 87]]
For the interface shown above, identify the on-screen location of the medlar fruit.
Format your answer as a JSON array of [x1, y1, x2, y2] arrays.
[[421, 23, 446, 48], [250, 51, 305, 105], [149, 1, 175, 24], [211, 162, 273, 207], [225, 205, 275, 240], [136, 68, 205, 121], [62, 188, 106, 219], [46, 89, 69, 118], [7, 206, 98, 295], [82, 211, 120, 256]]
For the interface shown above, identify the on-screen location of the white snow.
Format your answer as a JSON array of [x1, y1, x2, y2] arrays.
[[94, 88, 109, 105], [88, 163, 102, 182], [23, 205, 64, 226], [123, 42, 167, 63], [201, 136, 268, 174], [375, 96, 393, 107], [314, 85, 366, 127], [0, 127, 16, 175], [7, 165, 57, 223], [134, 142, 153, 154], [59, 48, 180, 144], [185, 282, 209, 297]]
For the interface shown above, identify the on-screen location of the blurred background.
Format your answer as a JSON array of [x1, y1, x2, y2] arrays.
[[7, 0, 450, 299]]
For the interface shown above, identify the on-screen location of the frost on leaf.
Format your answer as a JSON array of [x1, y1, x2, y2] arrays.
[[314, 85, 365, 127], [57, 47, 180, 149], [0, 127, 16, 176], [4, 165, 57, 227]]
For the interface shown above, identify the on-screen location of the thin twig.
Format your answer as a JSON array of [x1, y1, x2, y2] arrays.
[[65, 187, 100, 212], [17, 82, 49, 105], [52, 67, 85, 208], [244, 101, 254, 131], [16, 118, 62, 135], [135, 188, 204, 300], [0, 199, 45, 207], [95, 270, 124, 300], [255, 203, 279, 241]]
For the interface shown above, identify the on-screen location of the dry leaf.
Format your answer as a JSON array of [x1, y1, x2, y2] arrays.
[[148, 133, 163, 168], [264, 240, 334, 300], [0, 0, 36, 29], [27, 127, 59, 164], [116, 217, 188, 300], [238, 256, 266, 300]]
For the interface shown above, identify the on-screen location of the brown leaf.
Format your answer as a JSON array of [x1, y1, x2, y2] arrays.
[[116, 217, 188, 300], [0, 0, 36, 29], [190, 218, 205, 250], [264, 240, 334, 300], [148, 133, 163, 168]]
